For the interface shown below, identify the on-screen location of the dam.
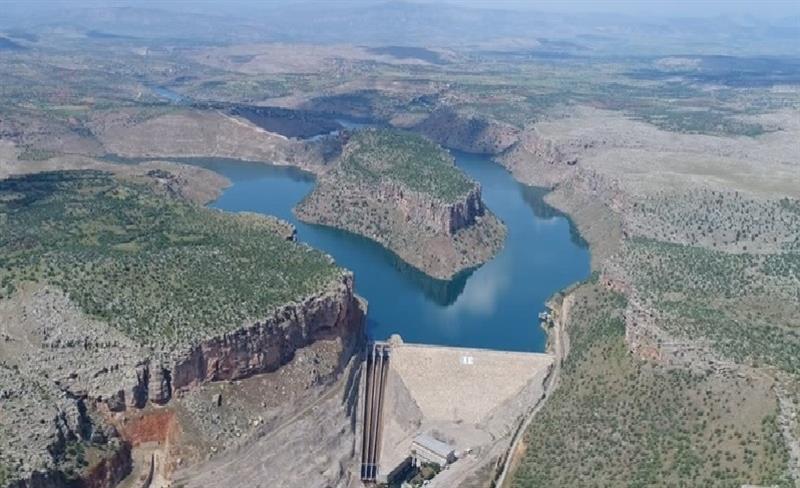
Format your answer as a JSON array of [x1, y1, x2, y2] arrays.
[[177, 137, 585, 484], [358, 336, 554, 484]]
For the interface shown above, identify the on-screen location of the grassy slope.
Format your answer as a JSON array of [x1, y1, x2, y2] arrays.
[[625, 238, 800, 374], [0, 170, 342, 348], [510, 281, 792, 487], [340, 128, 474, 203]]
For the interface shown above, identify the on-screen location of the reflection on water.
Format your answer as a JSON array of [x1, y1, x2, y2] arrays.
[[112, 152, 590, 352], [518, 185, 588, 248], [149, 85, 187, 104], [203, 152, 589, 352]]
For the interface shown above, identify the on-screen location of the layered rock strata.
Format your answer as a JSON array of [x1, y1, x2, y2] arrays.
[[374, 180, 486, 236], [109, 273, 364, 408], [1, 274, 364, 487], [296, 129, 506, 279], [297, 176, 505, 280]]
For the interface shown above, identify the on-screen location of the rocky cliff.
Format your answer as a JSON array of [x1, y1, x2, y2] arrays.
[[412, 108, 519, 155], [496, 127, 584, 189], [89, 108, 342, 175], [102, 273, 363, 409], [2, 275, 364, 488], [295, 128, 506, 279], [1, 388, 132, 488], [296, 175, 506, 280], [376, 180, 486, 236]]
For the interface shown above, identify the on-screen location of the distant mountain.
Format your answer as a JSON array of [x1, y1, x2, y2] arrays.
[[0, 36, 24, 50], [14, 6, 264, 43], [2, 1, 797, 56]]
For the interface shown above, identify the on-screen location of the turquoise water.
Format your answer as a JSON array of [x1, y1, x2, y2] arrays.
[[200, 151, 589, 352], [150, 85, 186, 104]]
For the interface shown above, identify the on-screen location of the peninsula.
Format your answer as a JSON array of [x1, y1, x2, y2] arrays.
[[295, 129, 506, 279]]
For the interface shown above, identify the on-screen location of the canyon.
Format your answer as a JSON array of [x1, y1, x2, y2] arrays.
[[295, 129, 507, 279], [2, 275, 365, 488]]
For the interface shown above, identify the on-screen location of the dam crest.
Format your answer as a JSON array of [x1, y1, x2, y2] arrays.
[[358, 335, 554, 485]]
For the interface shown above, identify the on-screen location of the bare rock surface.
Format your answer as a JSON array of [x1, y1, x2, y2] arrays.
[[89, 108, 340, 174], [414, 108, 520, 154], [173, 351, 364, 488], [296, 129, 507, 279], [297, 177, 506, 279], [0, 273, 364, 486]]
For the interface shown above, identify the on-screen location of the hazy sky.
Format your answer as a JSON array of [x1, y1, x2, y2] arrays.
[[447, 0, 800, 18], [5, 0, 800, 20]]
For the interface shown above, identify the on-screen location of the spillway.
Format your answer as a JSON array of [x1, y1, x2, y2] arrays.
[[360, 342, 390, 482]]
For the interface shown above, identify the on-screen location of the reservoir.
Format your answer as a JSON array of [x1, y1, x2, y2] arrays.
[[199, 151, 590, 352]]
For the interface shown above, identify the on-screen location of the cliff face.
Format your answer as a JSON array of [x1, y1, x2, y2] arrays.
[[413, 108, 519, 155], [496, 127, 582, 188], [376, 181, 486, 236], [107, 273, 363, 408], [170, 273, 362, 393], [7, 446, 131, 488], [5, 274, 364, 488], [296, 177, 506, 280], [79, 443, 132, 488], [91, 109, 342, 175]]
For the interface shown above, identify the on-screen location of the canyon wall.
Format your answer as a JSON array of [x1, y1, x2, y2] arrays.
[[296, 177, 506, 279], [375, 180, 486, 236], [413, 108, 519, 155], [7, 274, 364, 488], [107, 273, 364, 409], [90, 109, 342, 175], [6, 396, 132, 488]]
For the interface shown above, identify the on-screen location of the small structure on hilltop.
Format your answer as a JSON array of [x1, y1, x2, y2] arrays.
[[410, 434, 457, 468]]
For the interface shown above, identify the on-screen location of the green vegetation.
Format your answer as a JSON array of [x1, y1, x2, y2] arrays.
[[408, 462, 441, 486], [341, 129, 474, 202], [17, 146, 58, 161], [624, 238, 800, 374], [510, 282, 792, 487], [630, 190, 800, 252], [61, 441, 90, 480], [418, 59, 787, 136], [0, 170, 343, 347]]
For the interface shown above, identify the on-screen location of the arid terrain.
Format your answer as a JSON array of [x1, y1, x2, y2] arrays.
[[1, 2, 799, 487]]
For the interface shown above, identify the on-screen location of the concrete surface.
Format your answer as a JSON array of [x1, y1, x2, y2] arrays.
[[375, 341, 553, 483]]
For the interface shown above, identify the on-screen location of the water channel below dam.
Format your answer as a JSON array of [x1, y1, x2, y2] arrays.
[[193, 150, 589, 352]]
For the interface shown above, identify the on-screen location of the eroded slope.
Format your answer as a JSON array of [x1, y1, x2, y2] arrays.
[[296, 129, 506, 279], [0, 170, 364, 486]]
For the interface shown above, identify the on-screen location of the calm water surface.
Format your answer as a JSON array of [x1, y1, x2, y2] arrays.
[[200, 151, 589, 352]]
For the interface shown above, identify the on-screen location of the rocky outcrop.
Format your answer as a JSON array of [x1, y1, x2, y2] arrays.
[[413, 108, 519, 155], [2, 272, 363, 487], [296, 177, 506, 279], [496, 127, 581, 189], [170, 273, 362, 392], [102, 273, 363, 409], [89, 108, 342, 175], [79, 443, 132, 488], [376, 180, 486, 236], [5, 393, 130, 488], [7, 441, 131, 488]]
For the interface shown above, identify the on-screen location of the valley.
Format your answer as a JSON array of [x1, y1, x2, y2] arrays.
[[0, 2, 798, 487]]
